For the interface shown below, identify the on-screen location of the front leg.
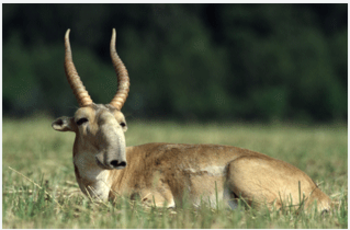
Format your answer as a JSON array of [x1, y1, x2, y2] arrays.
[[139, 189, 175, 208]]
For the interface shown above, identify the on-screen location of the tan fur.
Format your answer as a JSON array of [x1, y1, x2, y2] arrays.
[[106, 143, 331, 211], [53, 104, 331, 212], [53, 29, 331, 212]]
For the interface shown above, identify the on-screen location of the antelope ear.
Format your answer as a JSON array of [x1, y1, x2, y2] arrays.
[[52, 116, 76, 132]]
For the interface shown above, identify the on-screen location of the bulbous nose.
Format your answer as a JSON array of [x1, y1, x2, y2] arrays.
[[110, 160, 127, 169]]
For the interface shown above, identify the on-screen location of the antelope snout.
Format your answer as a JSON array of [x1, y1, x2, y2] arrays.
[[109, 159, 127, 169], [95, 151, 127, 170]]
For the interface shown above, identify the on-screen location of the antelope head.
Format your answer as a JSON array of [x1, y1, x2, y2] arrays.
[[52, 29, 130, 171]]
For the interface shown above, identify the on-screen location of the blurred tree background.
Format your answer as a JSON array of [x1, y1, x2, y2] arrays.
[[3, 4, 347, 123]]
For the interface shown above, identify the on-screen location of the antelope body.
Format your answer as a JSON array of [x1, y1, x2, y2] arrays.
[[52, 29, 331, 212]]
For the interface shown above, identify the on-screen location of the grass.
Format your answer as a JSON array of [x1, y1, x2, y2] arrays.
[[2, 116, 348, 228]]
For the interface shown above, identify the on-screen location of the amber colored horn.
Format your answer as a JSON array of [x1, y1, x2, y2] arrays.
[[109, 28, 130, 110], [64, 29, 93, 107]]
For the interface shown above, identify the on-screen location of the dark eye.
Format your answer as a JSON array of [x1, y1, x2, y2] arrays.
[[120, 122, 126, 128], [76, 118, 88, 126]]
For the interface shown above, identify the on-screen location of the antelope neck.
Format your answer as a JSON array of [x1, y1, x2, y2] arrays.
[[74, 149, 112, 201]]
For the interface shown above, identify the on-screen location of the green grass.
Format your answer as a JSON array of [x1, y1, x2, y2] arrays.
[[3, 116, 348, 228]]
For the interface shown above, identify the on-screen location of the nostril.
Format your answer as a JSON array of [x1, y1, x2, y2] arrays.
[[110, 160, 119, 167], [119, 161, 127, 167], [110, 160, 127, 168]]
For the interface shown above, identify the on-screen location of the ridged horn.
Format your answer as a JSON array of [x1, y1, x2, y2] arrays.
[[109, 28, 130, 110], [64, 29, 93, 107]]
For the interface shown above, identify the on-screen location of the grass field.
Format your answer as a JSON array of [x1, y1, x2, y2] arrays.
[[2, 116, 348, 228]]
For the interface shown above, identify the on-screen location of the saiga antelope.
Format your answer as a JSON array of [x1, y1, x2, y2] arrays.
[[52, 29, 331, 212]]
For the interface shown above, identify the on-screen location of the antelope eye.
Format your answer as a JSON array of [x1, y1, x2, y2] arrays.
[[76, 118, 88, 126]]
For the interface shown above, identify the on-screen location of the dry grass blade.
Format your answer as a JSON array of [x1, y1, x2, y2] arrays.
[[3, 189, 33, 195], [8, 166, 63, 209]]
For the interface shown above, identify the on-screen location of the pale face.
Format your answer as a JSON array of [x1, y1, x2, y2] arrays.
[[52, 104, 128, 170]]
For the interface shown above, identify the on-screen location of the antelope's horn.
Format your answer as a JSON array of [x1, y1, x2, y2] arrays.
[[109, 28, 130, 110], [64, 29, 93, 107]]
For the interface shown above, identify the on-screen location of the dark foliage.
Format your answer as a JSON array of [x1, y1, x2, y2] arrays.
[[3, 4, 347, 122]]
